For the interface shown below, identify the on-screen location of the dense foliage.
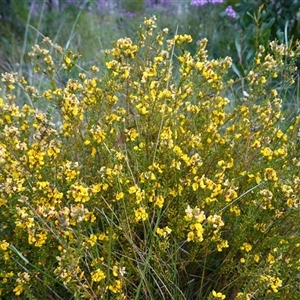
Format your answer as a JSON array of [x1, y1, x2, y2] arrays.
[[0, 16, 300, 299]]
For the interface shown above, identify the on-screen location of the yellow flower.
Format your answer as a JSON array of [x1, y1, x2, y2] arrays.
[[187, 231, 195, 242], [128, 185, 137, 194], [207, 214, 224, 228], [135, 189, 144, 204], [91, 269, 106, 282], [189, 223, 204, 242], [112, 265, 119, 277], [34, 232, 48, 247], [235, 292, 251, 300], [126, 128, 139, 141], [136, 103, 149, 115], [13, 285, 24, 296], [27, 148, 45, 168], [69, 184, 90, 203], [224, 188, 238, 202], [90, 125, 106, 143], [261, 275, 282, 293], [212, 290, 226, 299], [261, 147, 273, 160], [116, 192, 124, 201], [264, 168, 278, 181], [260, 76, 267, 84], [240, 242, 252, 252], [270, 277, 282, 293], [217, 240, 229, 252], [192, 182, 199, 191], [155, 195, 164, 208], [251, 139, 261, 148], [86, 234, 97, 248], [267, 253, 275, 264], [0, 240, 9, 251], [271, 89, 278, 96], [230, 205, 240, 216], [64, 56, 72, 65], [156, 226, 172, 238], [109, 279, 122, 293], [134, 207, 148, 222], [91, 183, 102, 193]]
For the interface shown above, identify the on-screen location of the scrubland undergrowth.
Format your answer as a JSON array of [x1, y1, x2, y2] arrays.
[[0, 16, 300, 300]]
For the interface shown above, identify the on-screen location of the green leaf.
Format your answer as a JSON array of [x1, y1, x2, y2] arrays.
[[276, 30, 284, 44], [235, 32, 242, 55], [246, 48, 255, 61], [246, 11, 254, 20], [232, 63, 241, 78], [261, 17, 275, 37]]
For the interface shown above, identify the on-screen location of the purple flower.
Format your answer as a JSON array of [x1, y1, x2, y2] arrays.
[[190, 0, 208, 7], [225, 5, 236, 18], [124, 11, 136, 18], [190, 0, 223, 7]]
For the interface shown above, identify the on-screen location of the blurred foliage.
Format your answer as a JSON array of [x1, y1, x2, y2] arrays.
[[0, 0, 29, 37], [229, 0, 300, 72], [232, 0, 300, 44], [122, 0, 145, 13]]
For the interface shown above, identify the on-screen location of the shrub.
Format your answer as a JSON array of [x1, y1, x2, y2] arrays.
[[0, 16, 300, 299]]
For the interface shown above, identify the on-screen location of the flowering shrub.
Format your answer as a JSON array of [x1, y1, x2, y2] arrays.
[[0, 16, 300, 299]]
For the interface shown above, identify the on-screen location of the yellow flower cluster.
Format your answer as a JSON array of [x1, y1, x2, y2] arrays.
[[211, 290, 226, 299], [0, 16, 300, 299], [261, 275, 283, 293]]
